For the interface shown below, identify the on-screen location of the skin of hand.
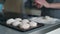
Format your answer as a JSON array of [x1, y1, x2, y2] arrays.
[[35, 0, 50, 8], [34, 0, 43, 8], [35, 0, 60, 9]]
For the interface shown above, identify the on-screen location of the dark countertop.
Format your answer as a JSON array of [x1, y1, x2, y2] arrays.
[[0, 21, 60, 34]]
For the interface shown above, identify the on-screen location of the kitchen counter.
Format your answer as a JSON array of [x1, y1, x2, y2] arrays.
[[0, 21, 60, 34]]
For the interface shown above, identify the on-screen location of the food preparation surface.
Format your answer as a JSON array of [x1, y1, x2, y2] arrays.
[[0, 12, 60, 34], [0, 21, 44, 32], [0, 21, 60, 34]]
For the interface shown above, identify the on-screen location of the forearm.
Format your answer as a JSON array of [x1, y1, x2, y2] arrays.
[[35, 0, 60, 9], [45, 3, 60, 8]]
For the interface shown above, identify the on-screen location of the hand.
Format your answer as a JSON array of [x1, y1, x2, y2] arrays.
[[35, 0, 50, 8], [33, 2, 43, 8]]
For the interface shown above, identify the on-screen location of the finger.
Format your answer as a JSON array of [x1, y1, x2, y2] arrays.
[[33, 3, 37, 5], [35, 0, 42, 5], [37, 4, 41, 8], [40, 5, 43, 8], [37, 5, 41, 8], [37, 4, 43, 8], [35, 1, 41, 5], [32, 3, 37, 6]]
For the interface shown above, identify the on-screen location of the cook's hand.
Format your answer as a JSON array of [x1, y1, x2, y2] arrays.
[[34, 2, 43, 8], [35, 0, 50, 8]]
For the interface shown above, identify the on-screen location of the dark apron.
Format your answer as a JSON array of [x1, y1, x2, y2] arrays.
[[42, 0, 60, 19]]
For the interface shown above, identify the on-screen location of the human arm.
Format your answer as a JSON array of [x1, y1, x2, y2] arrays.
[[35, 0, 60, 9]]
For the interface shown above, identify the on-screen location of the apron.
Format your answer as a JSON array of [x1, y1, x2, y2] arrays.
[[42, 0, 60, 19]]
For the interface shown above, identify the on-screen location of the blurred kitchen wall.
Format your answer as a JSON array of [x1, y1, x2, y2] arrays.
[[0, 0, 5, 12], [0, 0, 5, 20], [4, 0, 22, 13]]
